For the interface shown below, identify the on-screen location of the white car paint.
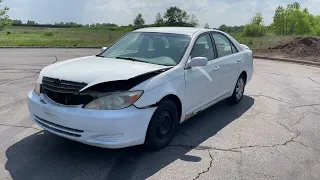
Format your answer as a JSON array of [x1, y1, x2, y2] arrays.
[[39, 56, 168, 88], [28, 27, 253, 149]]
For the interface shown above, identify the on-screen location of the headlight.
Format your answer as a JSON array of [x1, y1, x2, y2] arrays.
[[34, 82, 41, 96], [84, 91, 143, 110]]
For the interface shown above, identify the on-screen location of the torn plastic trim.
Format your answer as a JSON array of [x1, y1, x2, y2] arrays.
[[134, 102, 159, 109]]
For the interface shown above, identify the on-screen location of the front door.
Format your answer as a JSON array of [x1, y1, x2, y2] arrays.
[[184, 33, 219, 116]]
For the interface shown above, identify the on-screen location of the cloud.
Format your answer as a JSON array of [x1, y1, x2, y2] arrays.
[[2, 0, 318, 27]]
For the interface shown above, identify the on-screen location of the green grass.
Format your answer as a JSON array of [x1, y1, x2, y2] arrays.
[[0, 26, 295, 51], [0, 26, 130, 47]]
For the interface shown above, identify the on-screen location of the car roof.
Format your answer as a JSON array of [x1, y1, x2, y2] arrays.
[[133, 27, 221, 36]]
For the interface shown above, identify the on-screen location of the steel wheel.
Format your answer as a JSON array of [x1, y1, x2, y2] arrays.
[[236, 78, 244, 100], [228, 74, 246, 105]]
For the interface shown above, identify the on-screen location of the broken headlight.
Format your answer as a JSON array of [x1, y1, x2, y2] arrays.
[[83, 91, 143, 110]]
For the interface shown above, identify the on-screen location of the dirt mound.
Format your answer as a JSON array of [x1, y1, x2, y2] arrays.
[[272, 37, 320, 57]]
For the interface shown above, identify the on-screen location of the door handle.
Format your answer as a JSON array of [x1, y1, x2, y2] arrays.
[[213, 66, 220, 71], [237, 58, 242, 62]]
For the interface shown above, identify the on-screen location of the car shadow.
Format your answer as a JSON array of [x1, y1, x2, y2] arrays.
[[5, 96, 254, 180]]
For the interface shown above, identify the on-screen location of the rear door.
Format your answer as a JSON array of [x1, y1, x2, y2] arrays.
[[211, 32, 241, 98]]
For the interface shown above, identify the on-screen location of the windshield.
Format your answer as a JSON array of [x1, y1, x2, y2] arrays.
[[100, 32, 191, 66]]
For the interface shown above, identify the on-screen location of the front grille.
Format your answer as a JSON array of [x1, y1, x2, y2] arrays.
[[42, 76, 87, 94], [42, 77, 94, 105]]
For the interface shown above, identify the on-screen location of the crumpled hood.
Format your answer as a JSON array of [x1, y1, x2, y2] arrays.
[[39, 56, 168, 89]]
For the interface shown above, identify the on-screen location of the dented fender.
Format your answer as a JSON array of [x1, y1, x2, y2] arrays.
[[133, 75, 186, 120]]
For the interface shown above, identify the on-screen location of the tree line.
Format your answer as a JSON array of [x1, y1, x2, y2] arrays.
[[243, 2, 320, 37], [1, 1, 320, 37], [8, 19, 119, 28]]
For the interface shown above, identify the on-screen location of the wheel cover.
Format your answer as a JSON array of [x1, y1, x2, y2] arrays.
[[236, 78, 244, 100], [156, 110, 172, 139]]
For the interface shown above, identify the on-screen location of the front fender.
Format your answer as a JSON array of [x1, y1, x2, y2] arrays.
[[134, 75, 185, 114]]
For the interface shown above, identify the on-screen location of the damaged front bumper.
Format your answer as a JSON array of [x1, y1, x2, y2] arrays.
[[27, 91, 156, 149]]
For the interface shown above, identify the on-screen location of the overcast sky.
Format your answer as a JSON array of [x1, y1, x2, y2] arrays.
[[2, 0, 320, 27]]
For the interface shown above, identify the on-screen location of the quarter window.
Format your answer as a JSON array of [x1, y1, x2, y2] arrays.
[[212, 33, 236, 58], [190, 34, 215, 60]]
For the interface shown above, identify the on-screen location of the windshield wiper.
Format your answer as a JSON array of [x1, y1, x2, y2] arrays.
[[96, 54, 104, 57], [115, 56, 151, 64]]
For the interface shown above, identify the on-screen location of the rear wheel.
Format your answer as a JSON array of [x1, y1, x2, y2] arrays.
[[228, 75, 245, 105], [144, 100, 178, 150]]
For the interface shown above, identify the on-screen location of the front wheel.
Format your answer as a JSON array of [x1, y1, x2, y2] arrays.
[[228, 75, 245, 105], [144, 100, 178, 150]]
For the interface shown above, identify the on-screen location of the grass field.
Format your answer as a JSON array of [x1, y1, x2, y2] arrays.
[[0, 26, 294, 51], [0, 26, 130, 47]]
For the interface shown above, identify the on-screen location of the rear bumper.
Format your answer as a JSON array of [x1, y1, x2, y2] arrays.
[[27, 91, 156, 149]]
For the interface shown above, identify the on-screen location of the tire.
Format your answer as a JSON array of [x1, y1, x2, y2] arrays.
[[228, 74, 246, 105], [144, 100, 179, 150]]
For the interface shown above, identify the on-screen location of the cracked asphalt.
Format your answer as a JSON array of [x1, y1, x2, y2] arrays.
[[0, 48, 320, 180]]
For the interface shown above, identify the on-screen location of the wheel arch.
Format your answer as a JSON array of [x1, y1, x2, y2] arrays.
[[240, 71, 247, 84], [158, 94, 182, 121]]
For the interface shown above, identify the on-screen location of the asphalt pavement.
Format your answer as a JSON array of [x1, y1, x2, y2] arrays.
[[0, 49, 320, 180]]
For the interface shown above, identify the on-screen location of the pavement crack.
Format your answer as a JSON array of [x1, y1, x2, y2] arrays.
[[0, 56, 58, 86], [224, 132, 300, 151], [168, 144, 241, 152], [290, 103, 320, 109], [250, 94, 290, 104], [291, 116, 304, 126], [277, 121, 297, 134], [292, 141, 320, 154], [0, 123, 41, 131], [308, 77, 320, 85], [193, 150, 213, 180]]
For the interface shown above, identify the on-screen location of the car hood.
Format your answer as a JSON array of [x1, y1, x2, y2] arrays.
[[39, 56, 169, 89]]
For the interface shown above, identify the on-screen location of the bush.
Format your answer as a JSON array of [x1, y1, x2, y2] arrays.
[[6, 31, 11, 35], [243, 24, 267, 37], [313, 25, 320, 36], [44, 32, 54, 36]]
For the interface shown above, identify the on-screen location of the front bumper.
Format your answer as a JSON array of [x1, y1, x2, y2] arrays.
[[27, 91, 156, 149]]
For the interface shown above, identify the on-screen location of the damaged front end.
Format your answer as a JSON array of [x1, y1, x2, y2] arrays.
[[41, 68, 171, 107]]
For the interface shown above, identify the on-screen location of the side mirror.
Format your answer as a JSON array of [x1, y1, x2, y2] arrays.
[[101, 47, 108, 53], [186, 57, 208, 68]]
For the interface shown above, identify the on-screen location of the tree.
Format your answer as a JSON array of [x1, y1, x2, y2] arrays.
[[155, 13, 164, 26], [133, 13, 145, 27], [188, 14, 199, 27], [219, 24, 227, 32], [0, 0, 10, 30], [243, 12, 267, 37], [290, 2, 301, 10], [273, 6, 286, 35], [204, 23, 210, 29], [27, 20, 36, 25], [163, 6, 189, 26], [251, 13, 264, 25], [11, 19, 22, 24], [271, 2, 314, 35]]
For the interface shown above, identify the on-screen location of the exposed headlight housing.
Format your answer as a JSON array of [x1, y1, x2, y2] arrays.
[[84, 91, 143, 110], [34, 82, 41, 96]]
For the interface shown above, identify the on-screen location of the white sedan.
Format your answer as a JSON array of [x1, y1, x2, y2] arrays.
[[28, 27, 253, 150]]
